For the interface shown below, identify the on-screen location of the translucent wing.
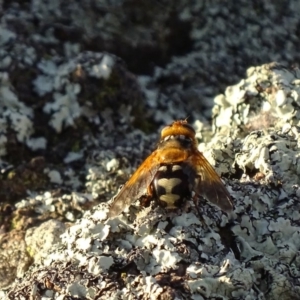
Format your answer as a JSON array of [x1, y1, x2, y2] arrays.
[[107, 151, 161, 218], [187, 152, 233, 212]]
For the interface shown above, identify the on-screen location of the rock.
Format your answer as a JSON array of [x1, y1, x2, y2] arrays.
[[2, 1, 300, 299]]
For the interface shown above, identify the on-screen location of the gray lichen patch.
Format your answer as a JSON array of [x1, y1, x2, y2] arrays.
[[8, 169, 300, 300], [213, 63, 300, 135], [33, 52, 118, 133], [234, 128, 300, 195], [25, 219, 66, 264], [7, 199, 238, 299]]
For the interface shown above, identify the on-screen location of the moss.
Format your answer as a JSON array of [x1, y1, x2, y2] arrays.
[[71, 139, 81, 152], [26, 246, 35, 258], [7, 170, 16, 180]]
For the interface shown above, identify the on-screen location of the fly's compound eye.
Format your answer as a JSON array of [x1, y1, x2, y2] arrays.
[[161, 120, 196, 140]]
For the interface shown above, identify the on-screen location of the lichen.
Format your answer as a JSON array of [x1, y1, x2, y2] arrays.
[[2, 0, 300, 298]]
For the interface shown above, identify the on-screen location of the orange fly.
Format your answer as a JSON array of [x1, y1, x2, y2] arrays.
[[108, 120, 232, 217]]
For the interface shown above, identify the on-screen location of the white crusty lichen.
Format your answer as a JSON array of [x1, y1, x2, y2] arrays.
[[25, 219, 66, 264], [33, 52, 116, 133], [235, 128, 300, 195], [213, 62, 300, 133], [0, 73, 34, 155], [14, 191, 94, 224], [43, 84, 81, 133], [0, 60, 51, 154]]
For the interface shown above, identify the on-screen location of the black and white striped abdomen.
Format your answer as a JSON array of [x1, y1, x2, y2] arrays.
[[152, 163, 191, 208]]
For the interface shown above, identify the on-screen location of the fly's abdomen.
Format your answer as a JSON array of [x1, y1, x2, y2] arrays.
[[152, 164, 191, 208]]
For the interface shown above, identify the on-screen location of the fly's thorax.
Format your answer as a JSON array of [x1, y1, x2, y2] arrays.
[[160, 120, 196, 141], [158, 134, 194, 150], [152, 163, 192, 208], [157, 134, 196, 163]]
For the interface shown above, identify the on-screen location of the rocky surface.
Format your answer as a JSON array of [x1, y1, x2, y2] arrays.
[[1, 1, 300, 300], [3, 63, 300, 299]]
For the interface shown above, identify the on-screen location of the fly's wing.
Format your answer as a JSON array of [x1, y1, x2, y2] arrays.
[[186, 152, 233, 212], [107, 151, 161, 218]]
